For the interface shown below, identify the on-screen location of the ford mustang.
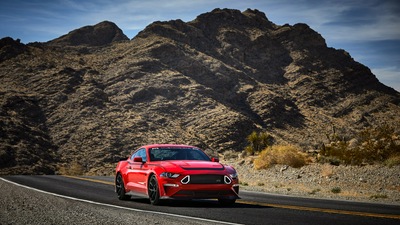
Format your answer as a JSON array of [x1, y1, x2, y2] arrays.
[[115, 144, 239, 205]]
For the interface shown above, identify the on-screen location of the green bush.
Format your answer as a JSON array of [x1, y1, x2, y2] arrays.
[[308, 189, 321, 195], [370, 194, 388, 199], [331, 187, 341, 194], [244, 131, 271, 155]]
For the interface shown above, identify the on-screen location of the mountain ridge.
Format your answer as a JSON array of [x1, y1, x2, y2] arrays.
[[0, 8, 399, 175], [47, 20, 129, 46]]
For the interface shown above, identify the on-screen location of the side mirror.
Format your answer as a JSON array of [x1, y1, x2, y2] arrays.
[[211, 157, 219, 162], [133, 156, 143, 163]]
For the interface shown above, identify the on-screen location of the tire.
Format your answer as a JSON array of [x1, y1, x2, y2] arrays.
[[218, 198, 236, 206], [148, 174, 161, 205], [116, 173, 129, 200]]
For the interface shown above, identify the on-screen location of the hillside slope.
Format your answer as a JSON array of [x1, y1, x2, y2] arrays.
[[0, 8, 399, 175]]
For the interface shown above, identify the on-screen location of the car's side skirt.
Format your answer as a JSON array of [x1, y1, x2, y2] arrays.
[[125, 190, 149, 198]]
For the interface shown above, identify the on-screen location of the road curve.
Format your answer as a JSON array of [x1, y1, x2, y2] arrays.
[[2, 175, 399, 225]]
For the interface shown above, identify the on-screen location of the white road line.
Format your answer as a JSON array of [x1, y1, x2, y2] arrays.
[[1, 177, 242, 225]]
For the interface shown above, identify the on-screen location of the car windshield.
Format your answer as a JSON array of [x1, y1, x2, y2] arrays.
[[149, 147, 211, 161]]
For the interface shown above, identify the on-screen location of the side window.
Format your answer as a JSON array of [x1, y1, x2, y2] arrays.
[[138, 149, 147, 162], [130, 150, 138, 160], [130, 148, 147, 162]]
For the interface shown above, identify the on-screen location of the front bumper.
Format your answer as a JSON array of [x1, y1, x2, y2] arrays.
[[161, 182, 240, 200]]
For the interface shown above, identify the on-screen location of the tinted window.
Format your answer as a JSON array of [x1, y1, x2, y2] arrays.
[[131, 148, 147, 162], [138, 149, 147, 162], [150, 148, 210, 161]]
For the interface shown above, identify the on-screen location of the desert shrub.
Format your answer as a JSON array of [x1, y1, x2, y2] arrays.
[[254, 145, 309, 169], [308, 189, 321, 195], [223, 150, 239, 160], [370, 194, 388, 199], [58, 160, 85, 175], [384, 155, 400, 167], [331, 187, 341, 194], [319, 123, 400, 165], [240, 181, 248, 186], [320, 164, 335, 178], [356, 124, 399, 161], [244, 131, 271, 155], [317, 155, 341, 166]]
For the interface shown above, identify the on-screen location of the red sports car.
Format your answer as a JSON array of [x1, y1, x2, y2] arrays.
[[115, 144, 240, 205]]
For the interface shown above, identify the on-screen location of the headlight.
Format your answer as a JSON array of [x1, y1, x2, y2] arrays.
[[160, 172, 180, 178], [229, 172, 238, 179]]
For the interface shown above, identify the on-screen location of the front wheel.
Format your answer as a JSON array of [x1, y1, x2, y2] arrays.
[[148, 174, 161, 205], [115, 173, 129, 200]]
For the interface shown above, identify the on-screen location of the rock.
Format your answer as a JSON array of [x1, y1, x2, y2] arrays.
[[0, 37, 27, 61], [280, 165, 289, 173]]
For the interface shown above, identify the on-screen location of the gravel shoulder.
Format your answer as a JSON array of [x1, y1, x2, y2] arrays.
[[226, 158, 400, 205]]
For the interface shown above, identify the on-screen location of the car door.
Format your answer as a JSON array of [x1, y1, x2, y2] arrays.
[[135, 148, 149, 193], [126, 148, 148, 195], [126, 149, 141, 192]]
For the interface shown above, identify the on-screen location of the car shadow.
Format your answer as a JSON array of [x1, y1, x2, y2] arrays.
[[128, 197, 269, 208]]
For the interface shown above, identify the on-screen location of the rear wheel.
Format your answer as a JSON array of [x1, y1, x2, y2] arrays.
[[116, 173, 129, 200], [148, 174, 161, 205]]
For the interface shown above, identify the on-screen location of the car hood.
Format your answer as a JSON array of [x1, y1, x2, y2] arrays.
[[159, 160, 225, 171]]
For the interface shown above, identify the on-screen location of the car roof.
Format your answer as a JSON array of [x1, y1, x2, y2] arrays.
[[143, 144, 198, 149]]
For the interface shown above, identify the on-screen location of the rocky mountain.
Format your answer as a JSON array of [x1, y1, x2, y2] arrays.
[[1, 8, 399, 175], [47, 21, 129, 46]]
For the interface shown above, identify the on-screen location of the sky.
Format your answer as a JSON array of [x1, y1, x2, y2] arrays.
[[1, 0, 399, 92]]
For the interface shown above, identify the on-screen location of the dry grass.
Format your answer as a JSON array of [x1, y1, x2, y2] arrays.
[[320, 164, 335, 178], [254, 145, 310, 169], [385, 155, 400, 167], [58, 161, 85, 175]]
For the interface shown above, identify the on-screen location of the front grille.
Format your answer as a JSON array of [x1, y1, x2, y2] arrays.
[[175, 190, 233, 198], [188, 175, 225, 184]]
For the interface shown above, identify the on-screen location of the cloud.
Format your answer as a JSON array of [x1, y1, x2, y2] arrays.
[[315, 0, 400, 42]]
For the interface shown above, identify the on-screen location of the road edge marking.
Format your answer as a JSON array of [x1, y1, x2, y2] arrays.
[[0, 177, 243, 225]]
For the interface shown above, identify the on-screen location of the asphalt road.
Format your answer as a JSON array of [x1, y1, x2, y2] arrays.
[[3, 175, 399, 225]]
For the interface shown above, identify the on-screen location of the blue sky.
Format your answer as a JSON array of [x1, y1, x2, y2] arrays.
[[1, 0, 399, 91]]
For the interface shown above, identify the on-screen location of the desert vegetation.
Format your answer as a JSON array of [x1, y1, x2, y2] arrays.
[[57, 161, 85, 175], [244, 122, 400, 170], [244, 131, 271, 155], [242, 131, 310, 169], [253, 145, 310, 169], [318, 123, 400, 166]]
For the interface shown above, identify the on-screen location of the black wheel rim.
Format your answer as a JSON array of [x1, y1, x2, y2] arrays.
[[116, 174, 123, 196], [148, 176, 158, 202]]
